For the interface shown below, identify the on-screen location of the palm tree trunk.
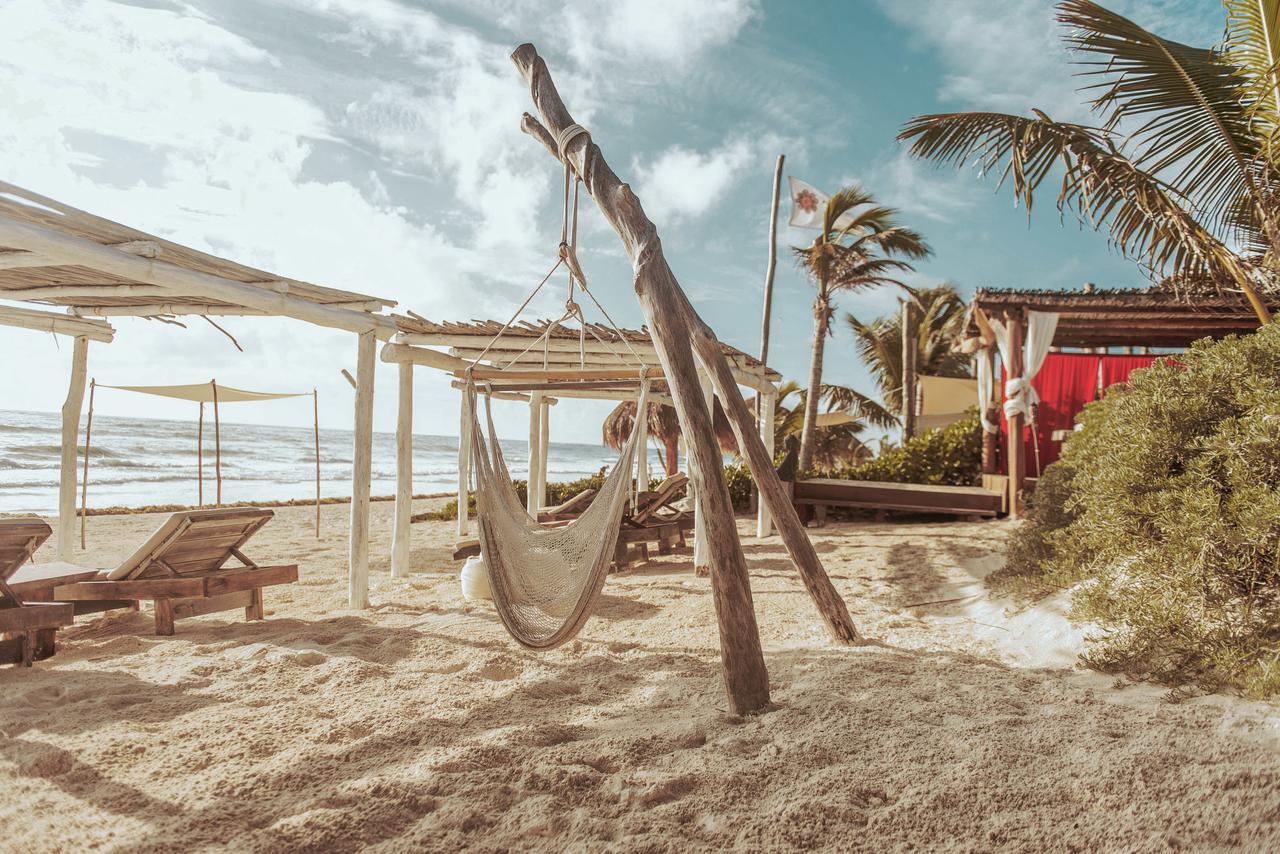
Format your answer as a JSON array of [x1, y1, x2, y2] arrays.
[[664, 436, 679, 476], [798, 291, 829, 473]]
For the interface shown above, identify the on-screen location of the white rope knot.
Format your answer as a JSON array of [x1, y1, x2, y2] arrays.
[[1002, 377, 1038, 420], [557, 123, 588, 160]]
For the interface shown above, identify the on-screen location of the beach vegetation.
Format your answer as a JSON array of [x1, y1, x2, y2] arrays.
[[991, 327, 1280, 697], [828, 412, 981, 487]]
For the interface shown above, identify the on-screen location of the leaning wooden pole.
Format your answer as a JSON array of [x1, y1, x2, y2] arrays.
[[758, 153, 784, 370], [80, 378, 96, 548], [513, 44, 771, 713], [513, 44, 858, 649]]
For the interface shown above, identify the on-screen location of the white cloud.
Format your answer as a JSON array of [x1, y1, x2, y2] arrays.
[[632, 138, 756, 223], [559, 0, 759, 69]]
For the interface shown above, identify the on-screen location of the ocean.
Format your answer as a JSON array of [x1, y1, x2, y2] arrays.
[[0, 409, 626, 515]]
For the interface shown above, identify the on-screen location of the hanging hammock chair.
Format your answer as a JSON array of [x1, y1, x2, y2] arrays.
[[467, 378, 649, 649]]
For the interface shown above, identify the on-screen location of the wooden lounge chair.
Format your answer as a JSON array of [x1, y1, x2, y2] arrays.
[[0, 518, 75, 667], [10, 508, 298, 636], [536, 487, 598, 523], [613, 473, 694, 572]]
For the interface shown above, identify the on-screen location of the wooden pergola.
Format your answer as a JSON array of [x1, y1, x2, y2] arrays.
[[0, 181, 396, 607], [379, 316, 785, 578], [965, 286, 1275, 515]]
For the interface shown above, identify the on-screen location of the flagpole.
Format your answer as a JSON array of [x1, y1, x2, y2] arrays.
[[759, 154, 785, 372]]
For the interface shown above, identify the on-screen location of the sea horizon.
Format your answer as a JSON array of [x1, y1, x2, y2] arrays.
[[0, 407, 628, 515]]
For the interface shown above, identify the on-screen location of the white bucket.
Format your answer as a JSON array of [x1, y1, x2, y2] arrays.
[[460, 555, 492, 601]]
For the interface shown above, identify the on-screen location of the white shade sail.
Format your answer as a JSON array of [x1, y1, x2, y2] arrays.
[[99, 383, 310, 403]]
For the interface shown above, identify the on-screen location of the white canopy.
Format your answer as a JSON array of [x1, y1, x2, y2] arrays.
[[100, 382, 310, 403]]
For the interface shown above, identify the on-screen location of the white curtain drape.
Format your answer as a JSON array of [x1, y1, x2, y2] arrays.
[[987, 311, 1059, 420], [976, 351, 999, 434]]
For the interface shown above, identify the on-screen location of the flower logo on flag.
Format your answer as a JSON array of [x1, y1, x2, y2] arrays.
[[795, 189, 819, 213]]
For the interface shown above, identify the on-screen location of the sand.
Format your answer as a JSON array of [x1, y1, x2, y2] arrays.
[[3, 502, 1280, 852]]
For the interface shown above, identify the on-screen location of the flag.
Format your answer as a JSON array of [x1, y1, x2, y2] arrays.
[[788, 177, 858, 232]]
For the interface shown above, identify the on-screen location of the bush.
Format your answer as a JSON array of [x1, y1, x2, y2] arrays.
[[992, 327, 1280, 697], [828, 412, 982, 486]]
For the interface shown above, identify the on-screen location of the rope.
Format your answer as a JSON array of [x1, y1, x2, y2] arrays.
[[471, 256, 563, 365]]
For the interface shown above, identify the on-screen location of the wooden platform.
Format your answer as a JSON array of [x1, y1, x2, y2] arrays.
[[792, 478, 1005, 523]]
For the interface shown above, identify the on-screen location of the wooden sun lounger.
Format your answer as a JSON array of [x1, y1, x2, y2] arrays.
[[536, 487, 598, 523], [613, 474, 693, 571], [10, 508, 298, 636], [0, 518, 75, 667]]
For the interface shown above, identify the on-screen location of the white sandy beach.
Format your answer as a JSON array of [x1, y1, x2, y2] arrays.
[[3, 502, 1280, 851]]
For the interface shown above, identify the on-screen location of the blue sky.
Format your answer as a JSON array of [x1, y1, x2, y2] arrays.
[[0, 0, 1223, 443]]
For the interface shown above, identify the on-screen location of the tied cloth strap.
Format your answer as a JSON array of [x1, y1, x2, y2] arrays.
[[1003, 377, 1038, 421]]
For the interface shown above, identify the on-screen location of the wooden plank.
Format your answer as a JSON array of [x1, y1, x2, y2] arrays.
[[793, 480, 1003, 514], [462, 366, 663, 382], [0, 602, 74, 633], [203, 564, 297, 597], [171, 589, 254, 620], [54, 577, 205, 600]]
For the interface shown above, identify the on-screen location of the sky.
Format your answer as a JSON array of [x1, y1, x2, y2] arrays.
[[0, 0, 1224, 444]]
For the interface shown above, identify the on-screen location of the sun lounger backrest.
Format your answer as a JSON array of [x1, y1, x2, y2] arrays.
[[106, 508, 273, 581], [629, 473, 688, 524], [0, 517, 52, 588]]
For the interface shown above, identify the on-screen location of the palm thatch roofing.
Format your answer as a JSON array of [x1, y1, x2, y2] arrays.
[[0, 181, 395, 334], [968, 287, 1274, 348], [392, 315, 781, 385]]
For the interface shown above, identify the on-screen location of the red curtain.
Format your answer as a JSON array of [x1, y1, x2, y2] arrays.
[[1099, 354, 1158, 391], [1001, 353, 1101, 476]]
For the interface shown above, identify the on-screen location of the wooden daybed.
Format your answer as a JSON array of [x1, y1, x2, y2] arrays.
[[0, 518, 75, 667]]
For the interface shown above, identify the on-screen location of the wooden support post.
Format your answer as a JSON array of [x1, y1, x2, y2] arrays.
[[197, 401, 204, 507], [80, 378, 95, 548], [1006, 313, 1026, 518], [538, 394, 550, 508], [981, 347, 999, 475], [633, 392, 649, 501], [211, 379, 222, 506], [758, 154, 784, 370], [757, 387, 776, 538], [391, 362, 413, 578], [313, 390, 321, 538], [349, 330, 375, 608], [693, 369, 715, 574], [457, 387, 472, 537], [902, 300, 918, 441], [514, 44, 771, 714], [527, 391, 543, 514], [58, 336, 88, 561]]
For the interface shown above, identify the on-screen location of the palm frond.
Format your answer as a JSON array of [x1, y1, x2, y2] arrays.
[[1060, 0, 1274, 246], [1223, 0, 1280, 142], [898, 110, 1243, 290]]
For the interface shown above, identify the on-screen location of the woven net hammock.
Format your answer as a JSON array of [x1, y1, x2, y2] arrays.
[[468, 381, 649, 649]]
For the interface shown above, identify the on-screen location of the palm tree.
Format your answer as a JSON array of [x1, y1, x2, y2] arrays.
[[602, 396, 738, 476], [898, 0, 1280, 324], [767, 380, 876, 471], [793, 186, 931, 472], [837, 284, 972, 422]]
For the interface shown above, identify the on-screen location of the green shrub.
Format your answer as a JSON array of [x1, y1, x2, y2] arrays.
[[992, 327, 1280, 697], [829, 412, 982, 486]]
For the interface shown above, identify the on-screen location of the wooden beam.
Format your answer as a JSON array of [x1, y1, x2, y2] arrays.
[[465, 367, 663, 382], [538, 394, 550, 510], [0, 304, 114, 342], [58, 337, 88, 561], [1006, 313, 1026, 519], [348, 330, 376, 608], [513, 44, 771, 714], [902, 301, 918, 441], [68, 300, 387, 317], [390, 361, 413, 579], [0, 216, 396, 337], [0, 249, 54, 270], [457, 387, 472, 537], [527, 391, 543, 514], [756, 387, 776, 538]]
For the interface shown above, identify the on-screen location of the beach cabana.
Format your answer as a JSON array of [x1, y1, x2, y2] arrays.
[[963, 286, 1277, 514], [378, 317, 784, 578], [0, 181, 395, 607]]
